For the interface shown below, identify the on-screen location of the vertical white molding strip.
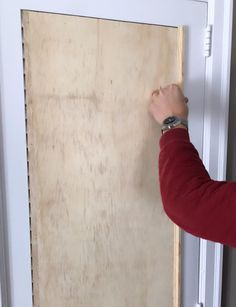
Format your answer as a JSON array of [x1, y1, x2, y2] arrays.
[[0, 3, 13, 306], [213, 243, 224, 307], [218, 0, 233, 181], [213, 1, 233, 306], [200, 0, 233, 307], [198, 239, 207, 305]]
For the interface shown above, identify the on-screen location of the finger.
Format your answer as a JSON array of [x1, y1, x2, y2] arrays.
[[152, 89, 159, 96]]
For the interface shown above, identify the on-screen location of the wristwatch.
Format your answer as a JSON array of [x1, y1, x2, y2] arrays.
[[161, 116, 188, 133]]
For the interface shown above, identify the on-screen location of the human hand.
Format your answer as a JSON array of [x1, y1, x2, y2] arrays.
[[149, 84, 189, 125]]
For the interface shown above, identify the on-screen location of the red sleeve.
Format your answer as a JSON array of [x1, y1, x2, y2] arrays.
[[159, 128, 236, 247]]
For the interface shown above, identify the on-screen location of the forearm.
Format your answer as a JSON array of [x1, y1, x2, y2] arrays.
[[159, 128, 236, 247]]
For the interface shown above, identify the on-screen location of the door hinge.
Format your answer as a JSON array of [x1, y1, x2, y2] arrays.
[[204, 25, 213, 57]]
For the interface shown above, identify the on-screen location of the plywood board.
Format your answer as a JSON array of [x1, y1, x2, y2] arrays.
[[22, 11, 183, 307]]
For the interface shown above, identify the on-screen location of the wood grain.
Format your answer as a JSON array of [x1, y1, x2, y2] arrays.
[[22, 11, 183, 307]]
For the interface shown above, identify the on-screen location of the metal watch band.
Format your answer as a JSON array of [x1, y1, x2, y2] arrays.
[[161, 117, 188, 132]]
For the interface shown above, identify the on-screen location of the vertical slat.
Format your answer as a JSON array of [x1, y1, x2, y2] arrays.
[[174, 26, 185, 307]]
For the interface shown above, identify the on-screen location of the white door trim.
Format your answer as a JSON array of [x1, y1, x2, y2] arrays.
[[0, 1, 207, 305], [199, 1, 233, 307], [0, 1, 232, 307]]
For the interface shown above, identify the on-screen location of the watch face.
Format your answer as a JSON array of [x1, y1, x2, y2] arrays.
[[163, 116, 176, 125]]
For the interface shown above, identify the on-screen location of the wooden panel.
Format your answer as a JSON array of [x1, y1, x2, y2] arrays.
[[22, 11, 183, 307]]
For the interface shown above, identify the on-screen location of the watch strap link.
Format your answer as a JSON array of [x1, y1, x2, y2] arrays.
[[161, 116, 188, 132]]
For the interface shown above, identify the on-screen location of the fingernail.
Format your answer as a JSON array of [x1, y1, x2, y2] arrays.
[[152, 90, 159, 96]]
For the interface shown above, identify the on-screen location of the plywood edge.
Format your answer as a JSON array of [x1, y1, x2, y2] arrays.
[[21, 10, 40, 307], [174, 226, 181, 307], [177, 26, 184, 88], [173, 26, 184, 307]]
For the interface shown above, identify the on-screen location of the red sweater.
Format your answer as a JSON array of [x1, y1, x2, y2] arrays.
[[159, 128, 236, 248]]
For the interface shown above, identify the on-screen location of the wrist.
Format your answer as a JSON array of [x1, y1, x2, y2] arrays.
[[161, 116, 188, 133]]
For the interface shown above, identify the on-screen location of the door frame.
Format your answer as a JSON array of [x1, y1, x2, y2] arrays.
[[0, 1, 233, 307], [198, 1, 233, 307]]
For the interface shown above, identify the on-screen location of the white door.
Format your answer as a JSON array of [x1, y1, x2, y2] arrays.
[[0, 1, 231, 307]]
